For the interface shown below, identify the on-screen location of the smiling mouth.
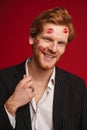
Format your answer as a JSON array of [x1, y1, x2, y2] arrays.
[[39, 46, 55, 60], [44, 53, 54, 59]]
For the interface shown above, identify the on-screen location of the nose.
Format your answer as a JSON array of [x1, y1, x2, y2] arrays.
[[48, 41, 57, 53]]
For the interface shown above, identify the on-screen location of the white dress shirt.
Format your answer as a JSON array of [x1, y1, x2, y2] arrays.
[[5, 57, 55, 130]]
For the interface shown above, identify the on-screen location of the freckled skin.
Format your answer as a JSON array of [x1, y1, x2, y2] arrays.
[[46, 28, 54, 33]]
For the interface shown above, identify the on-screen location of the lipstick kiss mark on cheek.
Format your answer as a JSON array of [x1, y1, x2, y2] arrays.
[[39, 46, 46, 52], [35, 40, 46, 52], [46, 28, 54, 33], [35, 40, 39, 45]]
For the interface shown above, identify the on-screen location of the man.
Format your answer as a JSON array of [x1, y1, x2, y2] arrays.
[[0, 7, 87, 130]]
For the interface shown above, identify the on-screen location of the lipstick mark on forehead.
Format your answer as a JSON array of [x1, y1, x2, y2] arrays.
[[46, 28, 54, 33], [63, 28, 68, 33]]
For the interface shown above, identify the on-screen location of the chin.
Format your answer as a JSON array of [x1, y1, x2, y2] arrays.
[[40, 63, 55, 70], [36, 57, 57, 70]]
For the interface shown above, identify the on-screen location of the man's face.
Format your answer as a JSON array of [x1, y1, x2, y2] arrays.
[[30, 23, 69, 70]]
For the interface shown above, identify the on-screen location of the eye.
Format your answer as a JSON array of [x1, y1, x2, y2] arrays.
[[58, 42, 63, 44], [58, 41, 66, 46], [43, 37, 51, 42]]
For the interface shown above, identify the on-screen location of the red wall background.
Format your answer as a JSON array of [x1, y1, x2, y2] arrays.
[[0, 0, 87, 86]]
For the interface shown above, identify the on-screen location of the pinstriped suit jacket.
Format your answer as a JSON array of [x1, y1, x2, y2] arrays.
[[0, 61, 87, 130]]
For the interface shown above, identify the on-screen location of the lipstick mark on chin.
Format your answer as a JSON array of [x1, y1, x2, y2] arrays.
[[46, 28, 54, 33]]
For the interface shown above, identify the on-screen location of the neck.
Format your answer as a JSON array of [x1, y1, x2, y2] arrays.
[[27, 58, 54, 83]]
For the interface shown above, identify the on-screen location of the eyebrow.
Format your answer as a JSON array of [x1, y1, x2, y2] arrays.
[[58, 41, 68, 45], [40, 36, 54, 41], [40, 36, 68, 44]]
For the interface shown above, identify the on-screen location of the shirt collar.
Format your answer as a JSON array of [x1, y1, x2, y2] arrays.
[[25, 57, 55, 89], [25, 57, 32, 76], [47, 67, 55, 90]]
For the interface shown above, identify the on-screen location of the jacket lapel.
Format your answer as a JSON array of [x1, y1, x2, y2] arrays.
[[53, 67, 68, 129], [14, 61, 32, 130]]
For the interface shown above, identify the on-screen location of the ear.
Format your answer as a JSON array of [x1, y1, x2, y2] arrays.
[[29, 36, 35, 45]]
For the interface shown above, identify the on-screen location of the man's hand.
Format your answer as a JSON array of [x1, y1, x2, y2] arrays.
[[5, 75, 35, 115]]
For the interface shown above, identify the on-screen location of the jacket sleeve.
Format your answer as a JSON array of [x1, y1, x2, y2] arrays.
[[0, 105, 14, 130], [0, 78, 14, 130], [82, 81, 87, 130]]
